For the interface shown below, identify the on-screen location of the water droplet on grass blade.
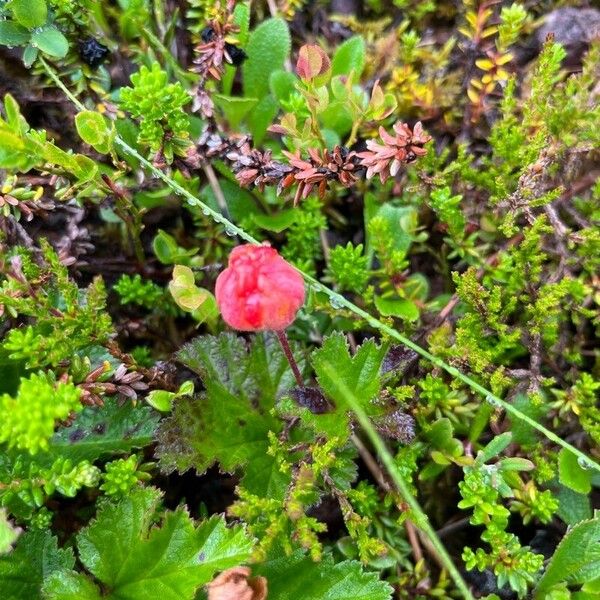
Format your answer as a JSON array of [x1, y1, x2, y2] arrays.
[[485, 394, 501, 408], [329, 295, 344, 309]]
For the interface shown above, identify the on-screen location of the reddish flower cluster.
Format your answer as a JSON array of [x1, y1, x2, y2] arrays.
[[357, 121, 431, 183], [281, 146, 359, 205], [194, 22, 246, 81], [184, 122, 429, 204], [227, 143, 293, 193], [215, 244, 305, 332], [191, 2, 246, 118]]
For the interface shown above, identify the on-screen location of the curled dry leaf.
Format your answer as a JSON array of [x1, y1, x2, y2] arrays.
[[207, 566, 268, 600]]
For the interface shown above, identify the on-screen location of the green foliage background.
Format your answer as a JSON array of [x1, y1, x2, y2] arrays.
[[0, 0, 599, 598]]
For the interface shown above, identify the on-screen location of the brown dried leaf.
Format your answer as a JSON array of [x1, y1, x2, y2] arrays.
[[207, 566, 268, 600]]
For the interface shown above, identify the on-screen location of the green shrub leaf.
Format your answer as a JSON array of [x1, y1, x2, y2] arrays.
[[243, 18, 290, 99], [75, 111, 110, 153], [559, 447, 592, 494], [10, 0, 47, 29], [0, 509, 20, 555], [535, 515, 600, 597], [374, 295, 420, 321], [30, 26, 68, 58], [212, 95, 258, 129], [331, 36, 366, 81], [0, 21, 30, 46], [270, 69, 299, 104]]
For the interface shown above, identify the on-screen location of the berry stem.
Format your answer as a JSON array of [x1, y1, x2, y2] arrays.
[[276, 330, 304, 387]]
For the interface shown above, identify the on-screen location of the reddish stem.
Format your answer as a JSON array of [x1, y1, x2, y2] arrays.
[[276, 330, 304, 387]]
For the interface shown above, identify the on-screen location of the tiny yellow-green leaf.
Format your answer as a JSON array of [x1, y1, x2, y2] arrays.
[[75, 111, 109, 152]]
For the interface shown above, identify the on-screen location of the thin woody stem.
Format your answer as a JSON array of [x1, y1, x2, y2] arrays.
[[203, 163, 232, 221], [276, 330, 304, 387]]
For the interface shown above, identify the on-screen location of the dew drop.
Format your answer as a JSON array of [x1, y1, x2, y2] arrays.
[[201, 207, 210, 216], [224, 226, 236, 237], [329, 295, 344, 309], [485, 394, 501, 408], [577, 456, 593, 470]]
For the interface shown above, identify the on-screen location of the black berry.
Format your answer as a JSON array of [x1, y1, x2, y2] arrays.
[[78, 37, 110, 69], [225, 43, 247, 66], [201, 26, 216, 43]]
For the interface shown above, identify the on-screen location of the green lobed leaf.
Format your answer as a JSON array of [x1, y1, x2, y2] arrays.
[[0, 530, 74, 599], [10, 0, 47, 28], [296, 333, 386, 441], [535, 515, 600, 597], [43, 487, 253, 600], [30, 26, 68, 58], [48, 399, 160, 463], [43, 571, 103, 600], [243, 18, 291, 99], [157, 333, 299, 498], [331, 36, 366, 82], [254, 552, 393, 599]]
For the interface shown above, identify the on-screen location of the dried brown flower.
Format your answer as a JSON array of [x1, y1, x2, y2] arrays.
[[194, 20, 239, 81], [358, 121, 431, 183], [207, 566, 267, 600], [229, 145, 293, 192], [281, 145, 359, 205], [0, 193, 54, 222], [192, 87, 215, 119], [183, 123, 429, 206]]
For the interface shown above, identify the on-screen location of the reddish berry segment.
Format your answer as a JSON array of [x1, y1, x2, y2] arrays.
[[215, 244, 305, 331]]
